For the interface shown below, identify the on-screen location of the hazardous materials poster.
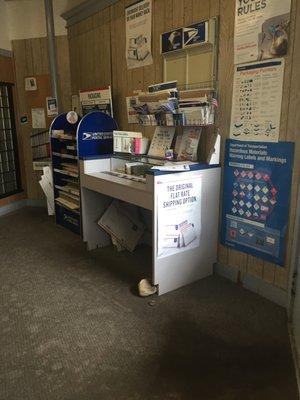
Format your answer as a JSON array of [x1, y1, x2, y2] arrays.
[[221, 139, 294, 266]]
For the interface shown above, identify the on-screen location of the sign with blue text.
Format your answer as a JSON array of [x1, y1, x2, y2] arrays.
[[221, 139, 294, 266]]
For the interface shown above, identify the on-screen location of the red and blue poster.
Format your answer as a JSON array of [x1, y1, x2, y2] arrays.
[[221, 139, 294, 266]]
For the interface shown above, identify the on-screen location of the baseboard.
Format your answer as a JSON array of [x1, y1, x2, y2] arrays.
[[214, 262, 288, 308], [26, 199, 46, 207], [0, 199, 27, 217], [288, 323, 300, 396], [0, 198, 46, 217]]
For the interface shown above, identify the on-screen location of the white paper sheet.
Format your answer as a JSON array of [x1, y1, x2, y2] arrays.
[[31, 108, 46, 129], [125, 0, 153, 69]]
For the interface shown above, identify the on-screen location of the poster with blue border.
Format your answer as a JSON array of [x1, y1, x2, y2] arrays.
[[221, 139, 294, 266]]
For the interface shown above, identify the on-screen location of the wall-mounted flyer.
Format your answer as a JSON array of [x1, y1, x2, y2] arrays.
[[234, 0, 291, 65], [125, 0, 153, 69], [230, 58, 284, 142], [79, 87, 113, 116], [157, 176, 202, 259], [46, 97, 58, 117], [221, 139, 294, 266]]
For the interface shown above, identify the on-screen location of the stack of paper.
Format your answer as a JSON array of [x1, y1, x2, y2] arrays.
[[98, 200, 145, 252], [39, 166, 54, 215]]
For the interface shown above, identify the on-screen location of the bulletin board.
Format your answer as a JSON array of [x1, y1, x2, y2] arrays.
[[25, 74, 54, 129]]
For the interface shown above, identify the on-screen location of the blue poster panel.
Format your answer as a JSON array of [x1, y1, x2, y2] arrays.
[[161, 29, 183, 54], [221, 139, 295, 266], [183, 22, 207, 47]]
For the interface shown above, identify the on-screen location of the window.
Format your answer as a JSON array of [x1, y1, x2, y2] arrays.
[[0, 83, 22, 198]]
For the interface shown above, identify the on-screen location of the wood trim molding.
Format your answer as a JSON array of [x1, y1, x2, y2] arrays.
[[61, 0, 119, 27]]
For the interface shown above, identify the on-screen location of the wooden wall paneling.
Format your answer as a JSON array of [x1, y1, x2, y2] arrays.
[[111, 0, 127, 130], [40, 37, 50, 74], [172, 0, 184, 28], [271, 0, 298, 289], [31, 38, 44, 75], [164, 0, 173, 30], [70, 33, 78, 98], [275, 0, 300, 289], [184, 0, 194, 25], [209, 0, 220, 17], [263, 261, 276, 284], [13, 36, 72, 201], [153, 0, 165, 84], [216, 0, 235, 268], [13, 40, 36, 200], [0, 55, 14, 83], [193, 0, 210, 21], [247, 256, 263, 279], [56, 36, 72, 111]]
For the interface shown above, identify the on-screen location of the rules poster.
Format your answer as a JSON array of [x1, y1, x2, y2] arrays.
[[230, 58, 284, 142], [156, 175, 201, 259], [234, 0, 291, 65], [221, 139, 294, 266], [125, 0, 153, 69]]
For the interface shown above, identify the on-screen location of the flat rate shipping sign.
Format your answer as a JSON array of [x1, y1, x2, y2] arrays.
[[221, 139, 294, 266]]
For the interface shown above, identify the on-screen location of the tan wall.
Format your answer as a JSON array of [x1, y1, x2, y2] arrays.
[[67, 0, 300, 291], [12, 35, 72, 200]]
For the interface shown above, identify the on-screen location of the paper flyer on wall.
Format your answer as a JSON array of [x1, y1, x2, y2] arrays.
[[125, 0, 153, 69], [221, 139, 294, 266], [156, 176, 202, 259], [31, 108, 46, 129], [230, 58, 284, 142], [46, 97, 58, 116], [234, 0, 291, 65], [79, 87, 113, 116]]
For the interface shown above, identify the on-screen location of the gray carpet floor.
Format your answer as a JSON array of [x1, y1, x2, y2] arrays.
[[0, 207, 298, 400]]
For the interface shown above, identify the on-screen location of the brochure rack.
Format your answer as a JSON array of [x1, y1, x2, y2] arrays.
[[50, 113, 82, 235], [50, 111, 118, 235]]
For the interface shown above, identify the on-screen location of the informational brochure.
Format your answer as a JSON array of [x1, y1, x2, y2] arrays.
[[234, 0, 291, 65], [176, 127, 202, 161], [156, 176, 201, 259], [147, 126, 175, 158], [221, 139, 294, 266], [125, 0, 153, 69], [79, 87, 113, 116], [230, 58, 284, 142]]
